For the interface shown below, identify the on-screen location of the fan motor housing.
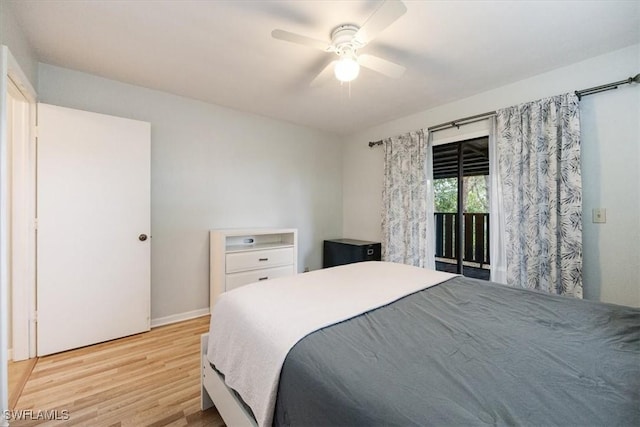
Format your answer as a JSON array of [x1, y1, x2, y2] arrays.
[[331, 24, 362, 55]]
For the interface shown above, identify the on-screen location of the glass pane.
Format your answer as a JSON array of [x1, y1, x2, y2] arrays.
[[461, 139, 490, 280], [434, 177, 458, 274], [433, 138, 490, 280]]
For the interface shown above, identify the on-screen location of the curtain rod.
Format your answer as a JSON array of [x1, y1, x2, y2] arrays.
[[367, 111, 496, 147], [575, 73, 640, 100], [369, 72, 640, 147], [427, 111, 497, 133]]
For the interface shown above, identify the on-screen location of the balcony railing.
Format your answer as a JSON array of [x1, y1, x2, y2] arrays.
[[434, 212, 490, 267]]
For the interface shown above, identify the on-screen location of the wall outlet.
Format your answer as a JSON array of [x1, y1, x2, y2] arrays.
[[592, 208, 606, 223]]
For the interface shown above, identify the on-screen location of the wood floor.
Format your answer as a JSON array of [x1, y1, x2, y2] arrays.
[[8, 357, 37, 410], [8, 316, 225, 427]]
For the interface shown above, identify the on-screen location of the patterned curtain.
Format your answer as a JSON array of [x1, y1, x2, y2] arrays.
[[382, 130, 433, 268], [496, 93, 583, 297]]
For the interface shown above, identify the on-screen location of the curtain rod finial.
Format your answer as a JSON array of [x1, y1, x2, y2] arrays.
[[632, 73, 640, 84]]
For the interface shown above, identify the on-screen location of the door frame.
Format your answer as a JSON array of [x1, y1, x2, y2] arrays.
[[0, 45, 38, 368], [7, 73, 37, 361]]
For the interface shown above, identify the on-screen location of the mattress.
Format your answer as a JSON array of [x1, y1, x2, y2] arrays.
[[207, 262, 456, 427], [273, 276, 640, 426]]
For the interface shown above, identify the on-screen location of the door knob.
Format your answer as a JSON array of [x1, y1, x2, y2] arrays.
[[139, 234, 148, 241]]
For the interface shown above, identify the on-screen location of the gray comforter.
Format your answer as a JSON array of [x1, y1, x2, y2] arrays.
[[273, 276, 640, 426]]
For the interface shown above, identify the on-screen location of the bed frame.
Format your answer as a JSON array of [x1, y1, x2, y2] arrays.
[[200, 333, 257, 427]]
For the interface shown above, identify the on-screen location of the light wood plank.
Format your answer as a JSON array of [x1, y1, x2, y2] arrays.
[[8, 316, 224, 426], [8, 358, 37, 409]]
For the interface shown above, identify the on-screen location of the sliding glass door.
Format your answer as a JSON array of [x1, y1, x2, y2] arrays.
[[433, 137, 490, 279]]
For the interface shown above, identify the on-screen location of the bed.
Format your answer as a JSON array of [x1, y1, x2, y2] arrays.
[[201, 261, 640, 426]]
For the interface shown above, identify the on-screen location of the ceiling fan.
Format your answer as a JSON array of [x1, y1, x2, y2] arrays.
[[271, 0, 407, 86]]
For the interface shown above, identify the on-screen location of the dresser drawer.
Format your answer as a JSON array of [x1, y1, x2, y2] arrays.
[[226, 265, 295, 291], [226, 247, 294, 273]]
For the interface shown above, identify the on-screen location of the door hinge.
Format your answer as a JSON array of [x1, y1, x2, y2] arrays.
[[32, 311, 38, 323], [34, 218, 38, 230]]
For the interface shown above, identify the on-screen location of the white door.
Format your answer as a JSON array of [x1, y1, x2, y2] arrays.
[[37, 103, 150, 356]]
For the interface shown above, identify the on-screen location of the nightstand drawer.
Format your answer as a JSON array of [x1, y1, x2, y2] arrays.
[[226, 265, 295, 291], [226, 247, 294, 273]]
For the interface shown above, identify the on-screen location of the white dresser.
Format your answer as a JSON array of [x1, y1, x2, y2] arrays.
[[209, 228, 298, 309]]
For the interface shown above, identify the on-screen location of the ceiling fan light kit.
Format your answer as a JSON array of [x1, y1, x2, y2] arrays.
[[331, 25, 362, 83], [335, 55, 360, 82], [271, 0, 408, 86]]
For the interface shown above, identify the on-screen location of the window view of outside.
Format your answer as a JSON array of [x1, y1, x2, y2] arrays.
[[434, 176, 488, 213], [432, 137, 490, 280]]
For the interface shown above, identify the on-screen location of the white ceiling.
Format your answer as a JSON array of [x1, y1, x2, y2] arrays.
[[8, 0, 640, 136]]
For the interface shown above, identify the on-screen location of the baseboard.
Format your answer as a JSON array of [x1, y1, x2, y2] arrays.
[[8, 348, 13, 361], [150, 308, 210, 328]]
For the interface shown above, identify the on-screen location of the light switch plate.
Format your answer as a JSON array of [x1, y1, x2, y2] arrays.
[[592, 208, 606, 223]]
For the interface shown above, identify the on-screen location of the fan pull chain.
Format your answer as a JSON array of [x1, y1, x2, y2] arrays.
[[339, 80, 353, 100]]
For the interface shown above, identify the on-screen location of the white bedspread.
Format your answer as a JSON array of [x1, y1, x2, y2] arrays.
[[206, 261, 456, 427]]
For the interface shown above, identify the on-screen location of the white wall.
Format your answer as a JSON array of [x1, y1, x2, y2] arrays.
[[342, 44, 640, 307], [38, 64, 343, 321], [0, 1, 38, 89]]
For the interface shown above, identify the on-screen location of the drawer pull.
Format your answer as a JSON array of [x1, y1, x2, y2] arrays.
[[258, 258, 269, 261], [258, 277, 269, 281]]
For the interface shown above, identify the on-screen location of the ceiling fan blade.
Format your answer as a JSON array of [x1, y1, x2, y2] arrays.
[[358, 54, 406, 78], [354, 0, 407, 45], [310, 61, 338, 87], [271, 29, 333, 52]]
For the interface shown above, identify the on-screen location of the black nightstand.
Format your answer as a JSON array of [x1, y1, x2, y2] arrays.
[[323, 239, 382, 268]]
